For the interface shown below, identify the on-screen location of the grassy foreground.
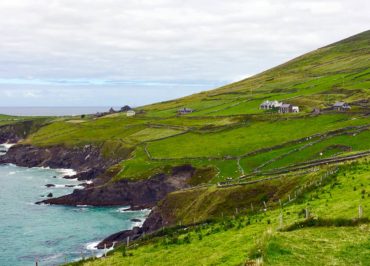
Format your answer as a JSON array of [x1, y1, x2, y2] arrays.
[[70, 158, 369, 266]]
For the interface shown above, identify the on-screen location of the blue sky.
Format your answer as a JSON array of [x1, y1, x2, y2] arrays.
[[0, 0, 369, 107]]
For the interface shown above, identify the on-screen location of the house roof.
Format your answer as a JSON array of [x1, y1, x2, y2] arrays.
[[281, 104, 291, 108], [333, 101, 347, 107]]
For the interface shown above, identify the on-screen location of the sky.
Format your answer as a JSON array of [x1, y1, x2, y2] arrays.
[[0, 0, 369, 107]]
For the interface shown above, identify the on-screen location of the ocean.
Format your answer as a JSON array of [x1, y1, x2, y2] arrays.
[[0, 107, 121, 116], [0, 144, 149, 266]]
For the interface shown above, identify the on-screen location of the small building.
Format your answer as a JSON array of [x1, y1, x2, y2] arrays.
[[260, 100, 282, 110], [333, 101, 351, 111], [120, 105, 132, 112], [178, 107, 193, 115], [126, 110, 136, 117], [279, 103, 299, 113], [279, 104, 292, 113]]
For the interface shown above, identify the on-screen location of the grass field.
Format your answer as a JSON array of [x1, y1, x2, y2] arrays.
[[70, 157, 370, 266]]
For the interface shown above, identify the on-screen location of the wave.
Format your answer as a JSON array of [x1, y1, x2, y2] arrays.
[[116, 206, 131, 212], [84, 241, 113, 258], [56, 168, 77, 177], [1, 143, 16, 150]]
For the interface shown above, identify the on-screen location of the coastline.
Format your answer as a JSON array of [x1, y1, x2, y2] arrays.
[[0, 143, 152, 264], [0, 139, 193, 251]]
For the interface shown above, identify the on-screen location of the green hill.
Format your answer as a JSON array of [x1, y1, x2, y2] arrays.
[[19, 30, 370, 183]]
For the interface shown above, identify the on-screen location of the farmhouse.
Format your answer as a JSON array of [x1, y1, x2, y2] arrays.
[[333, 101, 351, 111], [278, 103, 300, 113], [279, 104, 292, 113], [178, 107, 193, 115], [126, 110, 136, 117], [260, 100, 282, 110]]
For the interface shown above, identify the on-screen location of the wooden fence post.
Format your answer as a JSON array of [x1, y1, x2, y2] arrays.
[[359, 205, 363, 219], [279, 213, 283, 229]]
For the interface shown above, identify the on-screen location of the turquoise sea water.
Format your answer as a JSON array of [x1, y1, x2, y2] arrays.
[[0, 145, 149, 266]]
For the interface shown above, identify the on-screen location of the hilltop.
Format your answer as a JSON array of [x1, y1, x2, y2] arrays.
[[0, 30, 369, 265]]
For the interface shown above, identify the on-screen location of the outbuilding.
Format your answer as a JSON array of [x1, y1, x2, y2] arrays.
[[333, 102, 351, 111], [126, 110, 136, 117], [178, 108, 194, 115]]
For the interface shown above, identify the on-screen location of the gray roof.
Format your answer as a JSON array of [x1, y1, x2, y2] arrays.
[[281, 104, 291, 108], [333, 101, 347, 107], [179, 107, 193, 112]]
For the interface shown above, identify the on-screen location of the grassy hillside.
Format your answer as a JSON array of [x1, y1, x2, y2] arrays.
[[61, 31, 370, 266], [70, 157, 370, 266], [16, 30, 370, 184], [0, 114, 31, 126]]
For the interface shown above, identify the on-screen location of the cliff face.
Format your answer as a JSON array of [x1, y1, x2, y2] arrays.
[[39, 165, 195, 207], [0, 144, 117, 180], [0, 121, 36, 143]]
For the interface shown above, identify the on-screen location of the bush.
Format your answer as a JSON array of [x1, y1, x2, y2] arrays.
[[282, 217, 370, 231], [183, 235, 191, 244]]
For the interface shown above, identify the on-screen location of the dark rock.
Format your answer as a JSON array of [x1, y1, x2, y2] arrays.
[[47, 193, 53, 198], [45, 184, 55, 188], [38, 165, 195, 207], [0, 145, 122, 182], [0, 120, 37, 144], [65, 185, 76, 188], [120, 105, 132, 112], [71, 168, 104, 181], [130, 218, 142, 222]]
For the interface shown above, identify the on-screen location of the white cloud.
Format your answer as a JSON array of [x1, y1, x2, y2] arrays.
[[0, 0, 369, 106]]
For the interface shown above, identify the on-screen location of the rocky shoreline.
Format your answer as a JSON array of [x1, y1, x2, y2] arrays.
[[0, 126, 195, 249]]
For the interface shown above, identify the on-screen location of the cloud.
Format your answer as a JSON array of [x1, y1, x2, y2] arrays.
[[0, 0, 369, 106]]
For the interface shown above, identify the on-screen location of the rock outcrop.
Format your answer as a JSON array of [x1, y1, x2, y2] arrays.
[[39, 165, 195, 207], [0, 120, 36, 143], [0, 144, 118, 180]]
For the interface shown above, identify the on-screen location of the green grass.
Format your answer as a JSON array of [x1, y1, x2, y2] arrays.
[[263, 227, 370, 265], [147, 114, 369, 159], [0, 114, 33, 126], [70, 158, 370, 266], [263, 129, 370, 171]]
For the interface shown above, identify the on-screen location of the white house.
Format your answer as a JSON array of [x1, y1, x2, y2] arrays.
[[126, 110, 136, 117], [260, 100, 282, 110], [278, 104, 300, 113]]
